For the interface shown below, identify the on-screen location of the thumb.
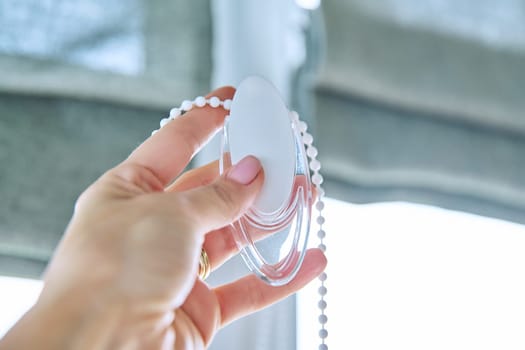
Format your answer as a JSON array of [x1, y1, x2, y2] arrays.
[[180, 156, 264, 234]]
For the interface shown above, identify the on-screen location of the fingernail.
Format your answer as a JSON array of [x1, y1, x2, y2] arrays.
[[227, 156, 261, 185]]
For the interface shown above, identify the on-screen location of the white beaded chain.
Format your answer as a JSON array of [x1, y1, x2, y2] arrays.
[[151, 96, 233, 136], [290, 110, 328, 350], [152, 97, 328, 349]]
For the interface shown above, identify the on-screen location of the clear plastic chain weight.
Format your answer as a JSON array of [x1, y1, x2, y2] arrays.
[[152, 76, 328, 350]]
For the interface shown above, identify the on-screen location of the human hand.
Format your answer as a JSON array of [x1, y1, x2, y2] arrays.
[[0, 86, 327, 350]]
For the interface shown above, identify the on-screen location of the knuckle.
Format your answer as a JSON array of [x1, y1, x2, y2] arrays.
[[210, 182, 240, 219], [221, 225, 239, 253], [74, 188, 91, 212], [113, 163, 164, 192]]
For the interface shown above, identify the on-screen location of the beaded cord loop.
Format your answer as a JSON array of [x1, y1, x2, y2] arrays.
[[152, 97, 328, 350], [291, 111, 328, 350], [151, 96, 233, 137]]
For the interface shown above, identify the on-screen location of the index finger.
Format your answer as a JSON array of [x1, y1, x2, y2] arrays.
[[124, 86, 235, 186]]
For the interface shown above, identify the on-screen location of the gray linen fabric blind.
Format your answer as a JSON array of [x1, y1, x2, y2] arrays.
[[315, 0, 525, 225], [0, 0, 211, 109], [0, 0, 212, 278]]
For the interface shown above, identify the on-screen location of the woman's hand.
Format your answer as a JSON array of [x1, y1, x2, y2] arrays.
[[0, 86, 327, 350]]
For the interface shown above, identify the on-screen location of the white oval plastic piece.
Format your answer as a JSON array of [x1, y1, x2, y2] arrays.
[[228, 76, 296, 214]]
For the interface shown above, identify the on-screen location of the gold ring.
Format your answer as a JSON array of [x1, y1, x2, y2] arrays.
[[198, 248, 211, 280]]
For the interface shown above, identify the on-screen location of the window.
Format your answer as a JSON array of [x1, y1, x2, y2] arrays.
[[0, 276, 42, 338], [298, 198, 525, 349]]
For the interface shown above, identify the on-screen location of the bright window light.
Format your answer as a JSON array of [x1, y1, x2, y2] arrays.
[[2, 200, 524, 348], [295, 0, 321, 11], [0, 276, 43, 338], [298, 199, 525, 350]]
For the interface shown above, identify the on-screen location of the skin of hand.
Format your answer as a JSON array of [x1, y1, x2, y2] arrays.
[[0, 86, 327, 350]]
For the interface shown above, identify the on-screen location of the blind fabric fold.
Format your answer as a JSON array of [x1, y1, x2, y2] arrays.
[[0, 0, 212, 109], [0, 0, 212, 278], [316, 1, 525, 225]]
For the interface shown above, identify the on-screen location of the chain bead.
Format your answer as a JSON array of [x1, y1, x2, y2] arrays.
[[208, 96, 221, 108], [302, 132, 314, 145], [312, 173, 324, 185], [319, 272, 327, 282], [310, 159, 321, 171], [290, 110, 300, 123], [319, 314, 328, 324], [194, 96, 206, 107], [181, 100, 193, 111], [307, 145, 318, 158], [160, 118, 170, 128], [169, 108, 181, 119], [298, 120, 308, 133]]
